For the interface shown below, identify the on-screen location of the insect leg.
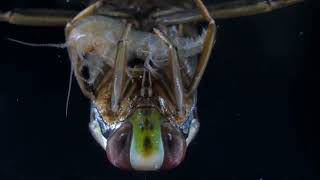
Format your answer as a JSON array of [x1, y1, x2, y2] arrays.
[[65, 0, 103, 36], [154, 28, 185, 116], [150, 7, 184, 18], [155, 0, 304, 25], [208, 0, 304, 19], [186, 0, 217, 96], [0, 9, 77, 26], [111, 23, 132, 112]]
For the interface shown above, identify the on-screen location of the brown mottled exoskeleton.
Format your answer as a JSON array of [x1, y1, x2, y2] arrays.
[[0, 0, 304, 171]]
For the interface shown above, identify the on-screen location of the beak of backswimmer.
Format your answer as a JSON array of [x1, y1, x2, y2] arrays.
[[106, 108, 186, 171]]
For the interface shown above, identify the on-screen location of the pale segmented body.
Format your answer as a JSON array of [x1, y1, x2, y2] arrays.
[[67, 16, 205, 85]]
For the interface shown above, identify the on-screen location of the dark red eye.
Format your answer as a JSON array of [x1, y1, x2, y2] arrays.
[[106, 122, 132, 170], [161, 122, 186, 170]]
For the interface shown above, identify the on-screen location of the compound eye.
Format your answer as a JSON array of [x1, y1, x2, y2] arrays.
[[161, 122, 186, 170], [106, 122, 132, 170]]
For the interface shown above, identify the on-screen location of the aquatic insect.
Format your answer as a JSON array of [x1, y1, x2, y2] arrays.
[[1, 0, 304, 171]]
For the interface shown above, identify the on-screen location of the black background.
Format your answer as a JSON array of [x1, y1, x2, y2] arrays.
[[0, 0, 317, 179]]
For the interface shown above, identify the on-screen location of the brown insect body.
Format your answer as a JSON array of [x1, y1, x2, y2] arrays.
[[67, 15, 201, 124], [65, 0, 208, 170]]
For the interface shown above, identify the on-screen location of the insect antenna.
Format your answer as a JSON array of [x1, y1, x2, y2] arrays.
[[7, 38, 68, 48], [7, 37, 73, 118], [65, 65, 74, 118]]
